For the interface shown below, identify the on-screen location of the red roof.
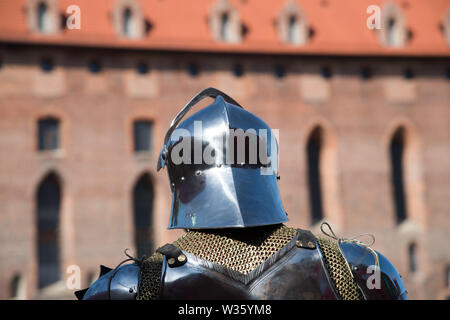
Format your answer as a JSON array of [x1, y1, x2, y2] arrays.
[[0, 0, 449, 56]]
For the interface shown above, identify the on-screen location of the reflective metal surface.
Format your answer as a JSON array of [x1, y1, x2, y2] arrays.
[[159, 239, 338, 300], [158, 88, 287, 229], [81, 263, 140, 300], [339, 242, 408, 300]]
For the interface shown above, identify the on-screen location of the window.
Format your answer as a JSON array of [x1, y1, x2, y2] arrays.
[[287, 15, 299, 44], [277, 1, 309, 45], [136, 62, 149, 75], [36, 172, 62, 288], [113, 0, 145, 39], [123, 8, 133, 37], [209, 0, 242, 43], [274, 65, 286, 78], [380, 2, 407, 47], [321, 66, 332, 79], [133, 120, 153, 152], [403, 68, 414, 79], [446, 265, 450, 290], [37, 2, 50, 33], [40, 57, 53, 73], [361, 66, 373, 80], [233, 64, 243, 77], [133, 174, 154, 258], [220, 12, 230, 41], [408, 243, 418, 273], [390, 127, 408, 224], [10, 274, 23, 299], [38, 117, 60, 151], [187, 63, 199, 77], [88, 60, 102, 74], [306, 127, 324, 225]]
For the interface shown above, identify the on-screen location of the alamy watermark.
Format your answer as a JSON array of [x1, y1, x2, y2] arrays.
[[168, 121, 279, 175]]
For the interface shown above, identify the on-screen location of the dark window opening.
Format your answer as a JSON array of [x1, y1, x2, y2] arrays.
[[233, 64, 243, 77], [387, 17, 397, 45], [361, 66, 373, 80], [274, 65, 285, 78], [137, 62, 149, 75], [10, 274, 22, 299], [40, 57, 54, 73], [307, 127, 324, 224], [37, 2, 49, 32], [288, 15, 298, 44], [123, 7, 132, 37], [187, 63, 199, 77], [36, 173, 61, 288], [133, 174, 154, 258], [390, 127, 408, 224], [220, 12, 230, 41], [88, 60, 102, 73], [408, 243, 418, 273], [446, 265, 450, 290], [321, 66, 332, 79], [134, 120, 153, 152], [403, 68, 414, 79], [38, 118, 60, 151]]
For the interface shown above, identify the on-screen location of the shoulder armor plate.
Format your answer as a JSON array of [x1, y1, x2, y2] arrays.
[[80, 263, 140, 300], [339, 242, 408, 300]]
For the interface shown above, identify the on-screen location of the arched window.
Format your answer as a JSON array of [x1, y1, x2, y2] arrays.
[[287, 15, 299, 44], [36, 172, 61, 288], [10, 274, 24, 299], [37, 2, 49, 33], [386, 17, 397, 46], [209, 0, 242, 43], [446, 265, 450, 290], [123, 7, 133, 37], [133, 174, 154, 258], [277, 1, 309, 45], [113, 0, 145, 39], [220, 12, 230, 41], [306, 127, 324, 224], [390, 127, 408, 224], [408, 243, 418, 273], [38, 117, 60, 151], [380, 2, 407, 47]]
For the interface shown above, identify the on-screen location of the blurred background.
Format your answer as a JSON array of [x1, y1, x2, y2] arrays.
[[0, 0, 449, 300]]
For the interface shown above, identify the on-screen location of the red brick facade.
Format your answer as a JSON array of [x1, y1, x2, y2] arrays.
[[0, 0, 449, 300]]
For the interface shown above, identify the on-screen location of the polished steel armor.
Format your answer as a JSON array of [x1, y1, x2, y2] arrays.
[[157, 87, 287, 229], [75, 88, 408, 301]]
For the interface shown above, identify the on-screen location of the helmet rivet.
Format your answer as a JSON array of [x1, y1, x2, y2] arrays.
[[168, 258, 176, 265], [177, 254, 186, 262]]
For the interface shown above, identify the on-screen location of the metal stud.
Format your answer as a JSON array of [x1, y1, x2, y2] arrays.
[[177, 254, 186, 262], [168, 258, 176, 265]]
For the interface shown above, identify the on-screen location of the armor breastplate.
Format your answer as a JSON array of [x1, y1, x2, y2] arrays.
[[158, 229, 339, 300]]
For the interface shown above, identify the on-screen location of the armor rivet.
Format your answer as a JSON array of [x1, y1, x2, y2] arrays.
[[296, 240, 303, 247], [181, 177, 185, 181], [352, 266, 359, 271], [129, 288, 134, 293], [307, 241, 315, 249], [195, 170, 201, 176], [178, 254, 186, 262], [168, 258, 176, 265]]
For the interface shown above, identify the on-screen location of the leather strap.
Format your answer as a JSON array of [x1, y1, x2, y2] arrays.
[[156, 243, 188, 268]]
